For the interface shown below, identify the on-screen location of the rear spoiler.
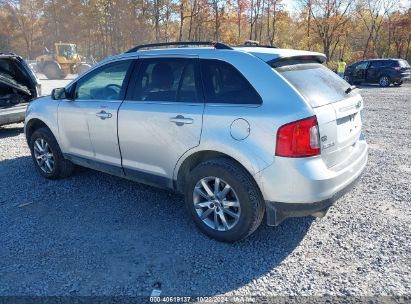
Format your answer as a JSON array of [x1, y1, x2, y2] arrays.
[[268, 54, 326, 68]]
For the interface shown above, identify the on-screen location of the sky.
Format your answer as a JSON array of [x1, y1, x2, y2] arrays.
[[282, 0, 411, 13]]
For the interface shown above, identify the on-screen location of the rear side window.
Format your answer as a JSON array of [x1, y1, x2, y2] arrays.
[[355, 61, 369, 70], [200, 59, 262, 104], [370, 61, 383, 68], [132, 58, 200, 102], [275, 63, 354, 108]]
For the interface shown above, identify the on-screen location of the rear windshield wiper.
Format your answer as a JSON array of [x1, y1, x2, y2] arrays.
[[345, 85, 357, 94]]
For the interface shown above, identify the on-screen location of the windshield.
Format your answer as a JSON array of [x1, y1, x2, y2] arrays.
[[273, 63, 355, 108], [58, 44, 78, 59]]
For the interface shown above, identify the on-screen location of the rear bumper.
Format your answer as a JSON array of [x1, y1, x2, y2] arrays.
[[0, 105, 27, 126], [265, 171, 363, 225], [393, 74, 411, 82], [255, 137, 368, 225]]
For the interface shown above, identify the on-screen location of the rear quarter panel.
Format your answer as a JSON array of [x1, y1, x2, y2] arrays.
[[174, 51, 314, 180]]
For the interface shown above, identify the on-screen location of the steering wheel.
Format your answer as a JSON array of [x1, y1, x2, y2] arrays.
[[104, 84, 122, 99]]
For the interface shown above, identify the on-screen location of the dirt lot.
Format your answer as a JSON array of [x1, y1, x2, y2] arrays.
[[0, 81, 410, 298]]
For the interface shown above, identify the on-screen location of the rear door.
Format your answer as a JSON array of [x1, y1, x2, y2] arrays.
[[275, 62, 363, 168], [367, 60, 382, 82], [118, 56, 204, 187]]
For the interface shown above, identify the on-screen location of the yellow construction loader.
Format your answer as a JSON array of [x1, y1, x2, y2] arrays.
[[35, 43, 91, 79]]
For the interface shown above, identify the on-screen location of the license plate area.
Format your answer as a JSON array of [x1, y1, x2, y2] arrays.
[[337, 112, 361, 143]]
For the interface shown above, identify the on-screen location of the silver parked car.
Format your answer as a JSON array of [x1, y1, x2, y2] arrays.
[[24, 42, 368, 242]]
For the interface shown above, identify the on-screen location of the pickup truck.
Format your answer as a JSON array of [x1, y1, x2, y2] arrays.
[[0, 53, 41, 126]]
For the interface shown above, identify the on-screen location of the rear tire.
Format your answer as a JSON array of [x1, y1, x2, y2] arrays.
[[379, 75, 391, 87], [29, 127, 74, 179], [184, 158, 265, 242], [43, 63, 62, 80], [394, 81, 403, 87]]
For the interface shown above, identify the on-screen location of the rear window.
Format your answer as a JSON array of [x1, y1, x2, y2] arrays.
[[273, 63, 354, 108]]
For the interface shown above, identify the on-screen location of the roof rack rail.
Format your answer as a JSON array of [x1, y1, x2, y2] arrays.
[[244, 40, 260, 46], [125, 41, 233, 53], [238, 40, 277, 48]]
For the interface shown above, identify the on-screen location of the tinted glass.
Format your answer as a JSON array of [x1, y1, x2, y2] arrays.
[[201, 59, 262, 104], [276, 63, 355, 108], [355, 61, 369, 70], [132, 58, 199, 102], [74, 60, 131, 100], [370, 61, 382, 68]]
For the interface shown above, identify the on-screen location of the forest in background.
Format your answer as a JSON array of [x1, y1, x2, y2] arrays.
[[0, 0, 410, 67]]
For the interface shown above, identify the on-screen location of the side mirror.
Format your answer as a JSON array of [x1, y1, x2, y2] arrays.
[[51, 87, 67, 100]]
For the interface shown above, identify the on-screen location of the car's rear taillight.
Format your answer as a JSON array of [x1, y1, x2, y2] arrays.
[[276, 116, 320, 157], [392, 66, 401, 71]]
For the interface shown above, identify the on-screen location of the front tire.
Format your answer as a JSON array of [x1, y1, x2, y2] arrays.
[[29, 127, 74, 179], [379, 75, 391, 87], [185, 158, 265, 242]]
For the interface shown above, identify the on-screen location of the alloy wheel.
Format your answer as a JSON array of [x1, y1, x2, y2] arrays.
[[380, 76, 390, 87], [33, 138, 55, 174], [193, 176, 241, 231]]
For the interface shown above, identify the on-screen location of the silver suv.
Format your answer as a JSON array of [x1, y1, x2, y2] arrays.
[[25, 42, 368, 242]]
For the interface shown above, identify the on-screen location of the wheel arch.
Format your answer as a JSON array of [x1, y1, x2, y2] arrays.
[[379, 74, 391, 86], [175, 150, 262, 193], [25, 118, 53, 145], [379, 73, 391, 80]]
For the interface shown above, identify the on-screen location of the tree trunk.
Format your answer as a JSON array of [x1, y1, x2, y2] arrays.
[[179, 1, 184, 41]]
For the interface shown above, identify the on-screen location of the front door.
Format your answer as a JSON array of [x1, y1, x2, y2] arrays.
[[58, 59, 133, 174], [118, 56, 204, 188]]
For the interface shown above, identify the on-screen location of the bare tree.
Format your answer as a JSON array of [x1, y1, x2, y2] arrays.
[[309, 0, 354, 61], [3, 0, 43, 58]]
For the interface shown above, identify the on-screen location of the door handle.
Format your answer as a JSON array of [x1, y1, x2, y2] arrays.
[[96, 110, 112, 120], [170, 115, 193, 126]]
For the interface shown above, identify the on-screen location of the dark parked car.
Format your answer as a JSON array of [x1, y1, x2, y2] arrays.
[[344, 58, 411, 87], [0, 53, 41, 126]]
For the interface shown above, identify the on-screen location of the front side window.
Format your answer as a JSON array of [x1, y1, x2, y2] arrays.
[[355, 61, 369, 71], [200, 59, 262, 104], [132, 58, 200, 102], [74, 60, 132, 100]]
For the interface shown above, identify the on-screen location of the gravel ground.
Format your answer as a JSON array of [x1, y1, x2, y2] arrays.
[[0, 82, 410, 298]]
